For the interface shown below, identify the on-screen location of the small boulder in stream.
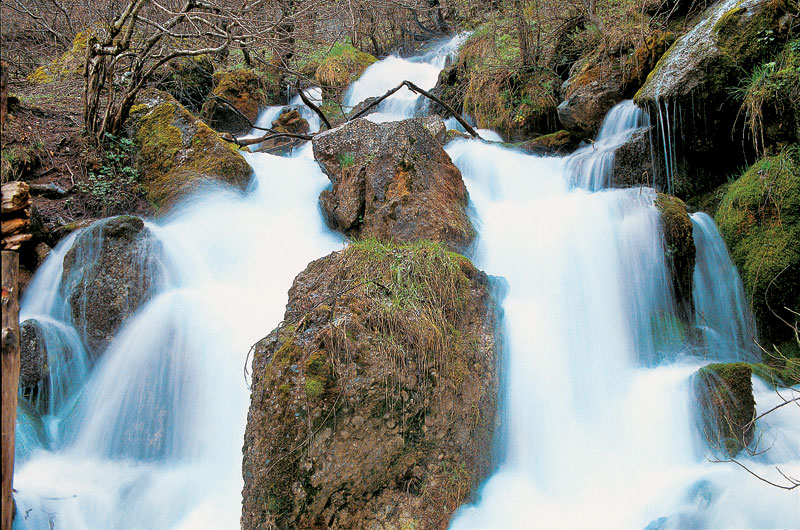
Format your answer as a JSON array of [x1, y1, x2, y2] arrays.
[[655, 193, 696, 323], [313, 117, 475, 252], [242, 240, 499, 530]]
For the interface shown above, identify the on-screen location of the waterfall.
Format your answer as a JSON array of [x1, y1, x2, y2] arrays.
[[446, 114, 799, 529], [14, 34, 799, 530], [691, 212, 758, 362], [565, 100, 649, 191], [13, 150, 341, 528]]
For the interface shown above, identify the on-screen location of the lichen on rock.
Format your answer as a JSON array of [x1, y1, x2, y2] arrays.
[[242, 239, 499, 530], [201, 68, 279, 135]]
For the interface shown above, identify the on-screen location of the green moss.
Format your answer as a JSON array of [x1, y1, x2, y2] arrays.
[[304, 377, 325, 399], [695, 362, 756, 456], [314, 42, 377, 89], [714, 0, 796, 68], [715, 147, 800, 343]]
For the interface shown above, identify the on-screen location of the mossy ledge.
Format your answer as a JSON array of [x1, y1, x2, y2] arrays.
[[242, 239, 499, 530]]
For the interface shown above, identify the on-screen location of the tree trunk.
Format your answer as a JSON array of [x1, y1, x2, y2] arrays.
[[1, 251, 20, 530], [514, 0, 536, 67]]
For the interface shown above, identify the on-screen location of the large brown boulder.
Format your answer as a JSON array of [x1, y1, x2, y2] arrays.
[[61, 215, 163, 358], [259, 108, 311, 154], [127, 89, 252, 213], [313, 117, 474, 252], [557, 59, 624, 136], [242, 240, 499, 530], [694, 362, 756, 456]]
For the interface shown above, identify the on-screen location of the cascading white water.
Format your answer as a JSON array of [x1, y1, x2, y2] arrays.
[[565, 100, 649, 190], [344, 33, 467, 122], [447, 109, 799, 529], [13, 148, 341, 528], [691, 212, 759, 362], [13, 34, 799, 530]]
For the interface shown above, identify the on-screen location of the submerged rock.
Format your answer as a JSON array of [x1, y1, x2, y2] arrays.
[[313, 117, 475, 251], [242, 240, 499, 530], [61, 215, 163, 358], [127, 89, 252, 213], [655, 193, 696, 322], [694, 362, 755, 456]]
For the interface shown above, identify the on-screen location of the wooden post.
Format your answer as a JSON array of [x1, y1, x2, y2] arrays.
[[1, 251, 20, 530]]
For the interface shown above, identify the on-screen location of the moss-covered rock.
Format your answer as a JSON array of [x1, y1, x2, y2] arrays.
[[612, 128, 654, 188], [634, 0, 797, 196], [25, 29, 94, 85], [127, 89, 252, 212], [313, 117, 475, 252], [621, 31, 676, 95], [201, 68, 279, 135], [694, 362, 755, 456], [715, 147, 800, 346], [655, 193, 696, 322], [154, 55, 214, 114], [242, 240, 499, 530], [312, 42, 377, 98], [557, 55, 624, 136]]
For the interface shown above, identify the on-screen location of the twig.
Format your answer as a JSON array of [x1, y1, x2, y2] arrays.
[[296, 84, 332, 130]]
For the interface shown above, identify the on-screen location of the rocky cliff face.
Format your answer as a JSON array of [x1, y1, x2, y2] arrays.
[[242, 240, 500, 530], [313, 117, 475, 252]]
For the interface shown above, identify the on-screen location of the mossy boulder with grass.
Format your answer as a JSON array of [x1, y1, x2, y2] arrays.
[[693, 362, 755, 456], [312, 42, 377, 99], [655, 193, 696, 323], [127, 89, 252, 212], [61, 215, 164, 358], [715, 147, 800, 347], [242, 240, 499, 530], [313, 117, 475, 252], [201, 68, 279, 135], [26, 29, 94, 85]]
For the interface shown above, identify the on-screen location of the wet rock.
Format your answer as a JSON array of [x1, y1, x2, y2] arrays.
[[127, 89, 252, 213], [61, 215, 163, 358], [611, 128, 654, 187], [313, 42, 377, 100], [518, 130, 582, 156], [694, 362, 755, 456], [313, 117, 475, 251], [242, 240, 499, 530], [258, 108, 310, 154], [655, 193, 696, 322], [558, 60, 623, 136], [19, 319, 49, 400]]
